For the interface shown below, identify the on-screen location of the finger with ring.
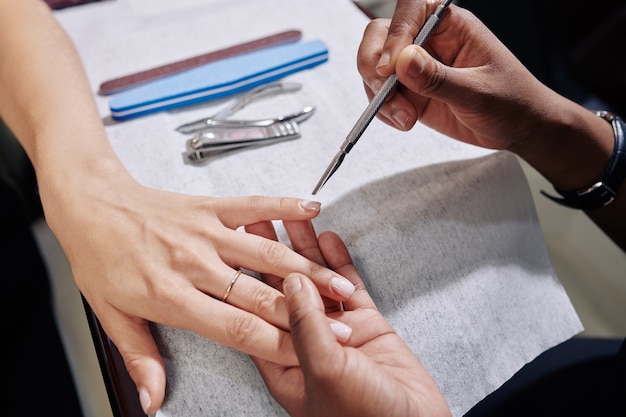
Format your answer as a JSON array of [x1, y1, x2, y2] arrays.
[[222, 269, 243, 302]]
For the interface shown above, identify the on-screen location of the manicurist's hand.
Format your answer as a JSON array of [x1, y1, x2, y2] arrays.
[[358, 1, 576, 152], [358, 0, 624, 250], [249, 221, 451, 417]]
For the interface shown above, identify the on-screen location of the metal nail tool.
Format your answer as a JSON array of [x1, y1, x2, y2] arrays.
[[184, 120, 302, 163], [312, 0, 453, 195], [179, 81, 316, 164], [176, 81, 303, 134], [181, 105, 315, 130]]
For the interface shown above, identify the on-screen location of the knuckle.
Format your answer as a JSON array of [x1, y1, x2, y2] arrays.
[[356, 54, 371, 78], [225, 313, 259, 346], [136, 267, 189, 311], [248, 195, 267, 215], [122, 355, 144, 380], [168, 245, 198, 268], [277, 196, 291, 213], [249, 285, 281, 317], [123, 353, 139, 369], [257, 239, 289, 268], [304, 261, 326, 281], [387, 18, 413, 39], [147, 280, 188, 318], [363, 17, 388, 39], [422, 62, 446, 94], [387, 14, 424, 45]]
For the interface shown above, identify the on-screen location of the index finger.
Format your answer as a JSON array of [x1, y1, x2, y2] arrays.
[[376, 0, 433, 76]]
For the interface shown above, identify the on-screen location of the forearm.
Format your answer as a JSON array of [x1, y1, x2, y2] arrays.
[[509, 93, 625, 250], [0, 0, 133, 224], [508, 91, 614, 191]]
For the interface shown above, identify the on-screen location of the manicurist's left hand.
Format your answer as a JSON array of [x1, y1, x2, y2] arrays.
[[246, 220, 451, 417]]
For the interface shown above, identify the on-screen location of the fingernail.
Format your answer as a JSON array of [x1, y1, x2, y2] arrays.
[[300, 200, 321, 211], [139, 387, 151, 415], [330, 321, 352, 343], [376, 50, 391, 70], [283, 275, 302, 298], [330, 277, 355, 298], [393, 109, 411, 129]]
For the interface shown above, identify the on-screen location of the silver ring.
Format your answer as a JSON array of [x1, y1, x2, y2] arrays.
[[222, 269, 243, 302]]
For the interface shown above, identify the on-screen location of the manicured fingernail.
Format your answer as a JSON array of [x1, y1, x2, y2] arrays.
[[393, 109, 410, 129], [376, 50, 391, 70], [283, 275, 302, 298], [331, 277, 355, 298], [330, 321, 352, 343], [139, 387, 151, 415], [300, 200, 321, 211]]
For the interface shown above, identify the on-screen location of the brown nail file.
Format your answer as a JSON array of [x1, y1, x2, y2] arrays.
[[98, 29, 303, 95]]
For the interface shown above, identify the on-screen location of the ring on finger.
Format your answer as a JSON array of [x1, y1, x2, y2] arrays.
[[222, 269, 243, 303]]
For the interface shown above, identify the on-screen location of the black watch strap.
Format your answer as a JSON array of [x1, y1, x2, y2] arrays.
[[541, 111, 626, 211]]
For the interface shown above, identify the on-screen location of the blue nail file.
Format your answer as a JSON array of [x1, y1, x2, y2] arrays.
[[109, 39, 329, 120]]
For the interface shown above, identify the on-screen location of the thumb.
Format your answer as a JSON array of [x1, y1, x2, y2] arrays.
[[397, 44, 482, 110], [395, 45, 452, 99], [283, 274, 352, 373], [102, 316, 167, 415]]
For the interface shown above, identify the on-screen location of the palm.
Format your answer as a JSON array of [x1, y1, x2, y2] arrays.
[[254, 313, 427, 417], [248, 223, 450, 417]]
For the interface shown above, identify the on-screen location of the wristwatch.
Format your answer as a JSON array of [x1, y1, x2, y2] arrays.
[[541, 111, 626, 210]]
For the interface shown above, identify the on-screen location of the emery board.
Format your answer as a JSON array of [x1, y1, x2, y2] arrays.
[[109, 39, 329, 120], [99, 30, 303, 95]]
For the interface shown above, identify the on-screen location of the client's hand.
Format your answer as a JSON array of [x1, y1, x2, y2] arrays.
[[247, 221, 451, 417]]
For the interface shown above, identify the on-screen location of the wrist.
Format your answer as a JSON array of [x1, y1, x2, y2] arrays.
[[37, 148, 136, 227], [509, 102, 615, 191], [541, 111, 626, 210]]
